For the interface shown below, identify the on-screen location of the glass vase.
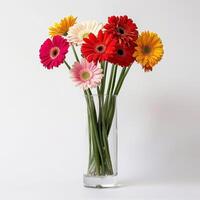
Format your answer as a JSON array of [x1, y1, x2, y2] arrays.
[[83, 93, 118, 188]]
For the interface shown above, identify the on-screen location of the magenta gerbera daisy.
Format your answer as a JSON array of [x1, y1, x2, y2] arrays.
[[39, 35, 69, 69], [71, 58, 103, 90]]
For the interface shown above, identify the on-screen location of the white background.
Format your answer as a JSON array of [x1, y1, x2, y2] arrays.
[[0, 0, 200, 199]]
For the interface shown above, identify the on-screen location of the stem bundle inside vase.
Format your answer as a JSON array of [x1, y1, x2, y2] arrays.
[[84, 62, 129, 176]]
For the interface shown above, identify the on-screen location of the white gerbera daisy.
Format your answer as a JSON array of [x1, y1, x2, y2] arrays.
[[67, 21, 103, 45]]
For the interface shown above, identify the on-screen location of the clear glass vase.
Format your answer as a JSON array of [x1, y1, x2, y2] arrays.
[[83, 94, 118, 188]]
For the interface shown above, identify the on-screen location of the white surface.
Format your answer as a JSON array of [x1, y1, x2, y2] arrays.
[[1, 180, 200, 200], [0, 0, 200, 199]]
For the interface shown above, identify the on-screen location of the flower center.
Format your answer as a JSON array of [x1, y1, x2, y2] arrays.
[[82, 32, 89, 39], [117, 27, 125, 35], [81, 71, 91, 81], [95, 44, 106, 53], [143, 45, 151, 55], [63, 32, 68, 36], [50, 47, 60, 59], [117, 49, 124, 56]]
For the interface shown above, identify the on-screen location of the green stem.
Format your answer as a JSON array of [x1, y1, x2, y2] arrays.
[[106, 64, 115, 96], [110, 65, 118, 95], [104, 65, 115, 115], [97, 87, 106, 175], [105, 65, 117, 121], [101, 102, 114, 174], [97, 87, 113, 174], [84, 92, 100, 175], [100, 62, 108, 96], [106, 96, 116, 135], [87, 106, 93, 172], [71, 44, 79, 62], [106, 67, 131, 137], [104, 65, 117, 123], [64, 60, 71, 70], [114, 67, 131, 95], [86, 90, 105, 175], [114, 68, 126, 94]]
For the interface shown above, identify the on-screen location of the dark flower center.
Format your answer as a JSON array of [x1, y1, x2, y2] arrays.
[[63, 32, 68, 36], [96, 44, 106, 53], [117, 27, 125, 35], [50, 47, 60, 59], [117, 49, 124, 56], [143, 45, 151, 55]]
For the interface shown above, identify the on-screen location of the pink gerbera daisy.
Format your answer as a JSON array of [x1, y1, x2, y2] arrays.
[[71, 58, 103, 90], [39, 35, 69, 69]]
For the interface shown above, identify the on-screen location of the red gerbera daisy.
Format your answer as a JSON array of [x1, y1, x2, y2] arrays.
[[81, 30, 117, 63], [108, 42, 135, 67], [104, 15, 138, 46], [39, 35, 69, 69]]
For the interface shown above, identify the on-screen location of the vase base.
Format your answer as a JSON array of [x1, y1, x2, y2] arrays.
[[83, 174, 118, 188]]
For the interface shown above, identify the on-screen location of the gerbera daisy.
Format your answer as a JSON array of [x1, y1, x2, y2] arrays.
[[109, 42, 135, 67], [71, 58, 103, 90], [49, 15, 77, 37], [39, 35, 69, 69], [67, 21, 103, 45], [104, 15, 138, 45], [133, 31, 164, 72], [81, 30, 117, 63]]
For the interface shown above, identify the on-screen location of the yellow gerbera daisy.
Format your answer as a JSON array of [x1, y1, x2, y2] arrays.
[[133, 31, 164, 72], [49, 15, 77, 37]]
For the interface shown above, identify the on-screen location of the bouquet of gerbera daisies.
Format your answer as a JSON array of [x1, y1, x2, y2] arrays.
[[39, 15, 164, 186]]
